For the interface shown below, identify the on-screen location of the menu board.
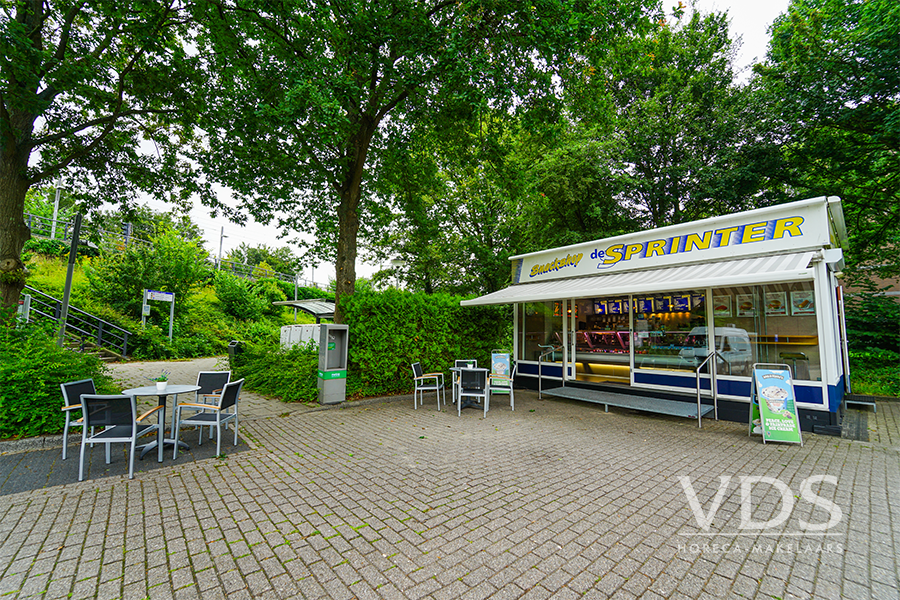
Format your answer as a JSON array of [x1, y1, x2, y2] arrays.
[[673, 295, 690, 311], [654, 296, 671, 312], [791, 291, 816, 315], [636, 298, 653, 313], [608, 300, 623, 314], [749, 365, 803, 445]]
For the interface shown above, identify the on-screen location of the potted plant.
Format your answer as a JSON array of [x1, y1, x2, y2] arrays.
[[149, 370, 170, 391]]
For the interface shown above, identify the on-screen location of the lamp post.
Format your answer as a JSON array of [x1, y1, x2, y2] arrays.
[[217, 226, 228, 269], [390, 256, 406, 289]]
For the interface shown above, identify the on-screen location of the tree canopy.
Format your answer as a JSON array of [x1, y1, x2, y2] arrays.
[[0, 0, 200, 308], [190, 0, 657, 319]]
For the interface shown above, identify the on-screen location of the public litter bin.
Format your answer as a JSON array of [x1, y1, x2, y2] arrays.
[[317, 324, 349, 405], [227, 340, 243, 372]]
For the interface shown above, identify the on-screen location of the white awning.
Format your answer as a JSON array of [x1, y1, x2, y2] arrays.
[[461, 252, 815, 306]]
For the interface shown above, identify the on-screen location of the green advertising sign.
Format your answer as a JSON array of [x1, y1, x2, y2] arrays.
[[317, 369, 347, 380], [750, 365, 803, 445]]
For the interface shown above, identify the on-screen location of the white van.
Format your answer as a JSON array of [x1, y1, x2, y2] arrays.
[[680, 327, 752, 376]]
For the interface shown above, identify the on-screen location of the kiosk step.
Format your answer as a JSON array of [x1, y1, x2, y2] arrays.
[[542, 387, 715, 420]]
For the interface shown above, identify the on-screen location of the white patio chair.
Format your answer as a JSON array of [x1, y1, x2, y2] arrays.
[[411, 363, 445, 410]]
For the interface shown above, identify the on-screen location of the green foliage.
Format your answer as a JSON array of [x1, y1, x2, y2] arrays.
[[249, 278, 287, 316], [756, 0, 900, 277], [0, 315, 117, 438], [227, 243, 301, 276], [849, 349, 900, 398], [340, 289, 511, 397], [84, 228, 211, 315], [213, 272, 268, 321], [23, 238, 98, 258], [235, 342, 319, 404], [843, 293, 900, 353]]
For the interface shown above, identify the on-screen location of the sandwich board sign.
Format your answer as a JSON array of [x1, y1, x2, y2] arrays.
[[749, 363, 803, 445]]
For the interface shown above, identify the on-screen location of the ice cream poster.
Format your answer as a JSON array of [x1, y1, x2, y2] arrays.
[[753, 367, 803, 445]]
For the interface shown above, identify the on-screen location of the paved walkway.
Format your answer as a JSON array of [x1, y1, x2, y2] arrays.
[[109, 357, 299, 421], [0, 367, 898, 599]]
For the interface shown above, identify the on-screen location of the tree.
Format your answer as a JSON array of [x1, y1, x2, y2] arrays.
[[573, 10, 765, 228], [226, 243, 301, 277], [84, 228, 211, 316], [0, 0, 199, 310], [192, 0, 657, 321], [754, 0, 900, 279]]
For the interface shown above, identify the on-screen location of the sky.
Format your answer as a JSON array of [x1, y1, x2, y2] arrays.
[[147, 0, 791, 285]]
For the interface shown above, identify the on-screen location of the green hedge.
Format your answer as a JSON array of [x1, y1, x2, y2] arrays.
[[0, 316, 118, 439], [234, 290, 511, 402], [341, 289, 511, 397]]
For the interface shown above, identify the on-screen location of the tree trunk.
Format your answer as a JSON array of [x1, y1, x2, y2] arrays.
[[333, 119, 375, 323], [0, 150, 31, 310]]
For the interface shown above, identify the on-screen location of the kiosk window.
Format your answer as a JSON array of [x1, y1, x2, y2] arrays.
[[518, 302, 563, 362], [712, 281, 820, 380], [633, 290, 707, 373]]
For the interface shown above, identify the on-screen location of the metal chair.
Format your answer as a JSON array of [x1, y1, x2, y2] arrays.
[[172, 379, 245, 458], [188, 371, 231, 441], [78, 394, 164, 481], [458, 368, 489, 417], [411, 363, 445, 410], [487, 352, 516, 412], [60, 379, 99, 460], [451, 360, 477, 404]]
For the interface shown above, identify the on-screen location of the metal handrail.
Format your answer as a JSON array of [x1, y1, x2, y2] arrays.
[[537, 344, 563, 399], [23, 285, 131, 357], [695, 351, 724, 428]]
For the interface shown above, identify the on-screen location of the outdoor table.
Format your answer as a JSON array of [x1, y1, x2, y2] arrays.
[[121, 384, 201, 458]]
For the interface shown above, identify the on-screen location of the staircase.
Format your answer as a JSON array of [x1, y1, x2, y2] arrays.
[[19, 285, 131, 359]]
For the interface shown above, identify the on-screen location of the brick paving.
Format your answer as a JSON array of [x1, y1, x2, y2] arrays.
[[1, 378, 898, 599]]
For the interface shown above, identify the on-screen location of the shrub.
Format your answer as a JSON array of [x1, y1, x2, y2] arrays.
[[214, 271, 267, 320], [236, 342, 319, 403], [0, 315, 118, 438], [849, 348, 900, 397], [250, 277, 287, 316], [84, 228, 211, 315], [24, 238, 98, 258], [340, 289, 511, 398]]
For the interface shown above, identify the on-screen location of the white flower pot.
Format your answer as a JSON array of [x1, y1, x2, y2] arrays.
[[156, 381, 168, 392]]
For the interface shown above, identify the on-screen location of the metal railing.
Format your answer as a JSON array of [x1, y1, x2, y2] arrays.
[[22, 285, 131, 357], [694, 351, 724, 428], [537, 344, 563, 399]]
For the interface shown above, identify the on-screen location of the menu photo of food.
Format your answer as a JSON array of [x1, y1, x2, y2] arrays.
[[713, 295, 732, 317], [736, 294, 756, 317], [766, 291, 788, 316], [791, 291, 816, 315]]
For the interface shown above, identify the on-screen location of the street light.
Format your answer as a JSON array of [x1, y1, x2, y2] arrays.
[[390, 256, 406, 288]]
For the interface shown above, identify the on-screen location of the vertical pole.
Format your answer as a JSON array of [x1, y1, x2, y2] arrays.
[[50, 176, 62, 240], [293, 272, 299, 323], [168, 295, 175, 341], [141, 289, 148, 329], [218, 226, 226, 270], [57, 214, 82, 347]]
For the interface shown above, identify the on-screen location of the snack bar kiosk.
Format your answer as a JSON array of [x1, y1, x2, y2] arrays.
[[461, 197, 850, 430]]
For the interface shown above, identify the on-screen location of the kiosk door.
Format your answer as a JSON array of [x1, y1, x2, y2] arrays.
[[571, 297, 631, 384]]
